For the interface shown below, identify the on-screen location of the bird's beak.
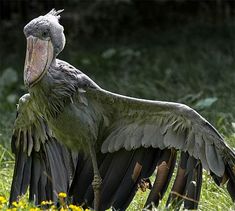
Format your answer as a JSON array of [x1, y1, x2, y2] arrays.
[[24, 36, 54, 87]]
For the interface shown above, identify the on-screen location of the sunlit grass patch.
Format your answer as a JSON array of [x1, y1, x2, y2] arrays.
[[199, 171, 235, 211], [0, 193, 90, 211], [0, 145, 14, 198]]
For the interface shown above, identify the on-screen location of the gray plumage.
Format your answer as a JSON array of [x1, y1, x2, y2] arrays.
[[10, 9, 235, 210]]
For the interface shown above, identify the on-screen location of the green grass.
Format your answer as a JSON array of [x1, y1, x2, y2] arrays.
[[0, 23, 235, 210], [0, 145, 14, 198]]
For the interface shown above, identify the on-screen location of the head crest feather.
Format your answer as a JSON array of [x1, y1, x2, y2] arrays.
[[46, 9, 64, 20]]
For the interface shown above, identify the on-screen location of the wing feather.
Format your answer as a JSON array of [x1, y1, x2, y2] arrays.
[[205, 142, 224, 177], [87, 88, 235, 178], [10, 94, 75, 204]]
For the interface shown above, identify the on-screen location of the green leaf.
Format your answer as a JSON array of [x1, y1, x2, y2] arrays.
[[0, 68, 18, 87], [194, 97, 218, 110], [6, 94, 18, 104], [101, 48, 116, 59]]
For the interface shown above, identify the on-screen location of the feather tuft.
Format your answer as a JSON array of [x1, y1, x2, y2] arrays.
[[46, 8, 64, 20]]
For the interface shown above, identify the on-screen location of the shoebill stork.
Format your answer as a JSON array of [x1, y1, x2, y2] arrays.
[[10, 9, 235, 210]]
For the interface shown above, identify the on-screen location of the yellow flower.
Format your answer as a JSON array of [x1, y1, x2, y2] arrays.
[[58, 192, 67, 198], [12, 201, 18, 207], [49, 204, 57, 210], [60, 207, 69, 211], [41, 200, 53, 205], [41, 200, 47, 205], [12, 201, 25, 208], [48, 200, 53, 204], [30, 208, 40, 211], [0, 196, 7, 204], [69, 204, 75, 208], [69, 204, 84, 211]]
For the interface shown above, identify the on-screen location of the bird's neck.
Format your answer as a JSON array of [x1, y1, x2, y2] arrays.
[[29, 59, 78, 119]]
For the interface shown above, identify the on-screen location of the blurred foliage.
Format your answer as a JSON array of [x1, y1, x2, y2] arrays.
[[1, 0, 235, 37], [0, 68, 23, 148], [0, 145, 14, 197], [0, 68, 20, 108]]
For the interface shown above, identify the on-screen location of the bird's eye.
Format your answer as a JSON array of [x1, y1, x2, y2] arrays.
[[42, 30, 49, 38]]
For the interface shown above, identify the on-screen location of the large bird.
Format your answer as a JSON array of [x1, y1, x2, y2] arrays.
[[10, 9, 235, 210]]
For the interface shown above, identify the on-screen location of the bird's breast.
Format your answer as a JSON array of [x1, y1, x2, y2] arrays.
[[48, 102, 99, 151]]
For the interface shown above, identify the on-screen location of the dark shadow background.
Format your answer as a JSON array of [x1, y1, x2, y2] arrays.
[[2, 0, 235, 70], [0, 0, 235, 147]]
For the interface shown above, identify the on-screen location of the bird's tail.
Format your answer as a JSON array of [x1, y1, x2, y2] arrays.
[[222, 145, 235, 201]]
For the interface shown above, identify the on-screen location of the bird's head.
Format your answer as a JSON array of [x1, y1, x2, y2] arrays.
[[23, 9, 65, 88]]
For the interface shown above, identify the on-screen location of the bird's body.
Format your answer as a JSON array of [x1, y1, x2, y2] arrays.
[[30, 58, 206, 156], [10, 9, 235, 210], [28, 59, 100, 151]]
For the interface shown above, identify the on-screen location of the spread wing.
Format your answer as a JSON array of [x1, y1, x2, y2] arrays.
[[46, 62, 235, 210], [10, 93, 77, 204], [85, 88, 235, 209], [12, 62, 233, 209]]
